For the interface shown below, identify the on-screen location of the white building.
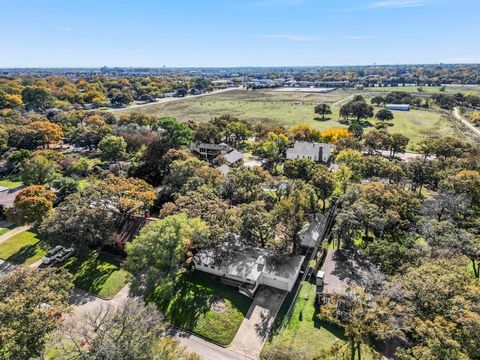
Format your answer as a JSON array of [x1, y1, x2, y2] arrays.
[[286, 141, 332, 163], [193, 245, 304, 297], [385, 104, 410, 111]]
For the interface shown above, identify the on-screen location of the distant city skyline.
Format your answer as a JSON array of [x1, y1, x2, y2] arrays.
[[1, 0, 479, 67]]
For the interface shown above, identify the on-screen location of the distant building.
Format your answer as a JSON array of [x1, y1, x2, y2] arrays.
[[190, 142, 244, 166], [286, 141, 332, 163], [385, 104, 410, 111], [193, 244, 304, 296]]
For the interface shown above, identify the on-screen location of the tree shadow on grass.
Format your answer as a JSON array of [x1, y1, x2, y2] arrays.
[[314, 116, 332, 122], [61, 251, 118, 296], [7, 242, 46, 265], [150, 272, 251, 333]]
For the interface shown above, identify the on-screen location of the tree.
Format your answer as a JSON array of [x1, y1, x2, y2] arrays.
[[157, 117, 193, 147], [99, 135, 127, 162], [260, 132, 289, 171], [108, 88, 133, 107], [340, 100, 374, 121], [407, 158, 439, 194], [363, 129, 390, 154], [21, 86, 54, 112], [26, 121, 63, 148], [20, 155, 59, 185], [7, 185, 56, 225], [371, 96, 385, 106], [289, 124, 323, 142], [375, 109, 394, 122], [222, 166, 268, 205], [311, 167, 336, 212], [391, 259, 480, 360], [470, 111, 480, 125], [125, 213, 209, 292], [0, 267, 72, 360], [319, 286, 401, 360], [239, 201, 272, 248], [283, 158, 316, 181], [47, 298, 199, 360], [348, 121, 364, 138], [321, 128, 353, 143], [387, 133, 409, 157], [314, 103, 332, 119]]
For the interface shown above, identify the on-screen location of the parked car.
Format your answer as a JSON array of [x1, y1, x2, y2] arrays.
[[55, 247, 76, 263], [41, 245, 65, 265]]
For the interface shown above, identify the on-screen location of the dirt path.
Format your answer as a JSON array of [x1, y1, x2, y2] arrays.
[[453, 107, 480, 138], [332, 93, 356, 107], [106, 87, 243, 113]]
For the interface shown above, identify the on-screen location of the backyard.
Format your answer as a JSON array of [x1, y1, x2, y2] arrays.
[[0, 230, 47, 265], [262, 281, 378, 360], [61, 251, 132, 300], [149, 271, 252, 346], [115, 89, 462, 151]]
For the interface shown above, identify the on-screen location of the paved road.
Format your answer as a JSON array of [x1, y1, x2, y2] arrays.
[[166, 326, 251, 360], [453, 107, 480, 138], [106, 87, 243, 113]]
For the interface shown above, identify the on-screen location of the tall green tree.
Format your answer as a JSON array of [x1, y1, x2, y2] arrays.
[[0, 268, 73, 360]]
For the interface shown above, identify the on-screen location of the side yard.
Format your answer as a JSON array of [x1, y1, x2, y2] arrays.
[[149, 271, 252, 346], [261, 281, 378, 360]]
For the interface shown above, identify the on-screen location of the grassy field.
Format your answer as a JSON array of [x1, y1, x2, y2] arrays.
[[116, 89, 460, 151], [61, 251, 131, 299], [262, 281, 378, 360], [149, 271, 251, 346], [362, 85, 480, 94], [0, 230, 47, 265]]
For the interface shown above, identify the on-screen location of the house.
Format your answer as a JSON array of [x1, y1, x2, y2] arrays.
[[113, 214, 157, 250], [385, 104, 410, 111], [190, 142, 244, 166], [193, 244, 304, 297], [286, 141, 332, 163], [298, 213, 324, 249]]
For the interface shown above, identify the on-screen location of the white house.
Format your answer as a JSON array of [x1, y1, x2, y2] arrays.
[[385, 104, 410, 111], [193, 245, 304, 296], [286, 141, 332, 163]]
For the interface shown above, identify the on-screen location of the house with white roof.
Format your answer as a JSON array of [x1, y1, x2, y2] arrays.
[[286, 141, 332, 163], [193, 244, 304, 297]]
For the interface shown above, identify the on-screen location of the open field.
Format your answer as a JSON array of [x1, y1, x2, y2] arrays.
[[0, 230, 47, 265], [61, 251, 131, 300], [116, 89, 461, 150], [262, 281, 378, 360], [361, 85, 480, 94], [149, 271, 251, 346]]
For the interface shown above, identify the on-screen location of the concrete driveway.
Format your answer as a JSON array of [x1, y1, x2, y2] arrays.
[[229, 286, 287, 359]]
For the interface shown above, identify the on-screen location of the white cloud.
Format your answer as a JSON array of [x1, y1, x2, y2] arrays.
[[259, 34, 318, 42], [366, 0, 428, 9]]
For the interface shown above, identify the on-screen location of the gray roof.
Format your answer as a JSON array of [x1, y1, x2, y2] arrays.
[[287, 141, 331, 158], [223, 149, 244, 164], [194, 244, 304, 282], [217, 164, 231, 176], [298, 214, 324, 248]]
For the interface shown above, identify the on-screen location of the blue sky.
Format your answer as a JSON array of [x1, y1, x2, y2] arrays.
[[1, 0, 479, 67]]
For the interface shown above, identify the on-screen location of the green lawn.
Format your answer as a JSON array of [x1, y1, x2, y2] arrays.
[[0, 179, 23, 189], [149, 271, 252, 346], [262, 281, 378, 360], [0, 230, 48, 265], [361, 85, 479, 94], [0, 224, 15, 236], [61, 251, 131, 300], [114, 89, 460, 151]]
